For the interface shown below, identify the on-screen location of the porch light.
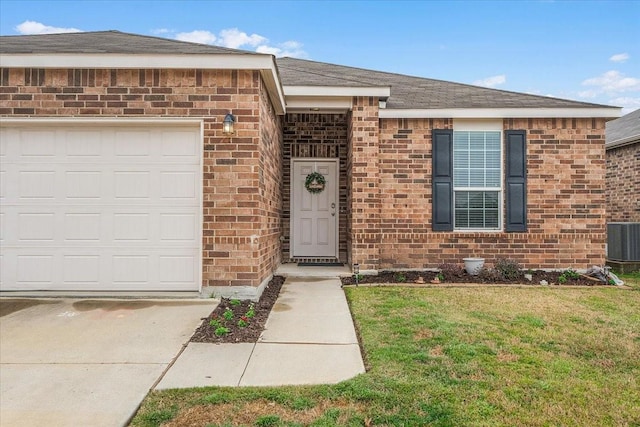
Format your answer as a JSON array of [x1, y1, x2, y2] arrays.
[[222, 112, 235, 135]]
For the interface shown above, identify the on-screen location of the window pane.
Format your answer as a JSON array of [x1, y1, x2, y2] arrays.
[[454, 191, 500, 229]]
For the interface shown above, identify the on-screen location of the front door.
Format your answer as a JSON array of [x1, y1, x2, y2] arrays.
[[291, 160, 338, 258]]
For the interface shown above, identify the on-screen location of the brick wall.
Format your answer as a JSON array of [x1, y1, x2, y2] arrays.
[[348, 97, 381, 271], [606, 142, 640, 222], [257, 83, 283, 283], [0, 67, 276, 290], [282, 113, 348, 262], [371, 116, 607, 270]]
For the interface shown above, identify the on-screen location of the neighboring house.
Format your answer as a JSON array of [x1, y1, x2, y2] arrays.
[[0, 31, 621, 298], [606, 108, 640, 222]]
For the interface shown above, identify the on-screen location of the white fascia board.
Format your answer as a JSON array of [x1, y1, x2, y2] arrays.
[[606, 135, 640, 150], [0, 53, 287, 116], [0, 53, 273, 70], [284, 85, 391, 97], [379, 107, 623, 119], [285, 96, 352, 110], [0, 117, 204, 126]]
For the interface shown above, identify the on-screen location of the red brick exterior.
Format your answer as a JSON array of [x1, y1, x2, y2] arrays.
[[606, 142, 640, 222], [368, 116, 607, 270], [0, 67, 282, 291], [1, 68, 608, 287]]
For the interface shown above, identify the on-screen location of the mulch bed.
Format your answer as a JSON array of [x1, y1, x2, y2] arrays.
[[190, 276, 284, 344], [340, 270, 602, 286]]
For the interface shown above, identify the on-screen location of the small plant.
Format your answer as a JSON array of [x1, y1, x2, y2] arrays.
[[394, 272, 406, 283], [238, 316, 249, 328], [354, 273, 364, 282], [564, 268, 580, 279], [495, 258, 523, 281], [214, 326, 230, 336], [558, 274, 568, 284], [437, 273, 445, 281], [245, 303, 255, 318], [209, 318, 222, 329], [230, 299, 241, 306], [439, 263, 465, 280], [223, 308, 234, 320], [478, 268, 502, 282]]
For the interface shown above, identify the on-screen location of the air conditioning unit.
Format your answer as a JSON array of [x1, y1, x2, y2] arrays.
[[607, 223, 640, 261]]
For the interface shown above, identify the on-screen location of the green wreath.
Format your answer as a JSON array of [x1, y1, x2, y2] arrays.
[[305, 172, 326, 194]]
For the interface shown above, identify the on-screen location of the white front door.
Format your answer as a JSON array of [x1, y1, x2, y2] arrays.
[[291, 160, 338, 258]]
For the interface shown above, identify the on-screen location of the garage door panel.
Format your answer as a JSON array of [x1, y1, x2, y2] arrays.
[[1, 123, 201, 292]]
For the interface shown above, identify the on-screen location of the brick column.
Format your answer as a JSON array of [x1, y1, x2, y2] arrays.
[[348, 97, 381, 271]]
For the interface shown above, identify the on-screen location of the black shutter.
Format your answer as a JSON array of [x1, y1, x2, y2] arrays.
[[432, 129, 453, 231], [505, 130, 527, 232]]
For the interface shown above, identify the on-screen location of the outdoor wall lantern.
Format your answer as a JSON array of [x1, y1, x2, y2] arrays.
[[222, 112, 235, 135]]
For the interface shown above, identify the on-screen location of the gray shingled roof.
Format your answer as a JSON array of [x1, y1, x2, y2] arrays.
[[0, 30, 254, 55], [0, 31, 617, 110], [606, 108, 640, 148], [275, 57, 613, 110]]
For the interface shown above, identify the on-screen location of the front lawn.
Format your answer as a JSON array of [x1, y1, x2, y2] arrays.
[[131, 285, 640, 426]]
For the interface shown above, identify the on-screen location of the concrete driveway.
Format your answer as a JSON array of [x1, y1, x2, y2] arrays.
[[0, 298, 215, 427]]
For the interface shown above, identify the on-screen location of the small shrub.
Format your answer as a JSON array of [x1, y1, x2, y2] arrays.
[[564, 268, 580, 279], [558, 274, 567, 284], [478, 268, 502, 282], [495, 258, 523, 281], [238, 316, 249, 327], [394, 272, 407, 283], [245, 303, 256, 318], [223, 308, 234, 320], [209, 318, 222, 329], [230, 299, 241, 306], [439, 263, 465, 280], [214, 326, 230, 336]]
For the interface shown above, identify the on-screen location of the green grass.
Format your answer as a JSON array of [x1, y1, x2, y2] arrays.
[[131, 286, 640, 426]]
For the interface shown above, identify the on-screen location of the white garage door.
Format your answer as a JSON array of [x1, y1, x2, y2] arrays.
[[0, 122, 201, 292]]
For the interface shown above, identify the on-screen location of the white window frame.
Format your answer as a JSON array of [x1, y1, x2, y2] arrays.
[[452, 120, 504, 232]]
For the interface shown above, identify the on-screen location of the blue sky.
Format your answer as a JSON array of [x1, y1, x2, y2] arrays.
[[1, 0, 638, 113]]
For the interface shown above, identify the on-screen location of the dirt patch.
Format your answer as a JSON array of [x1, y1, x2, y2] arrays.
[[341, 270, 603, 286], [164, 399, 366, 427], [190, 276, 284, 343]]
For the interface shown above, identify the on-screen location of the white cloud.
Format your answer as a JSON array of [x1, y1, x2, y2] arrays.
[[15, 20, 81, 35], [218, 28, 266, 49], [608, 97, 640, 114], [582, 70, 640, 93], [175, 30, 217, 45], [256, 40, 307, 58], [473, 74, 506, 88], [172, 27, 307, 58], [609, 53, 629, 63], [151, 28, 172, 35]]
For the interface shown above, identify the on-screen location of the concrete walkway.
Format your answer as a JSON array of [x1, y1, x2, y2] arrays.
[[157, 275, 365, 388]]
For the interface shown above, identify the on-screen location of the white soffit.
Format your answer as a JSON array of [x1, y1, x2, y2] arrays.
[[286, 96, 352, 110], [379, 107, 622, 119], [0, 53, 286, 115], [284, 85, 391, 97]]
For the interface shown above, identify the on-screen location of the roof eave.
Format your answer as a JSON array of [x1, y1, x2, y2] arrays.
[[606, 135, 640, 150], [379, 107, 622, 119]]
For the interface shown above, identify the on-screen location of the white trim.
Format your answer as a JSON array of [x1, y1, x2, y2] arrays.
[[285, 97, 352, 110], [284, 85, 391, 97], [0, 53, 272, 70], [0, 53, 286, 116], [379, 107, 622, 119], [0, 117, 204, 126], [290, 158, 340, 259], [453, 119, 502, 131], [606, 135, 640, 150]]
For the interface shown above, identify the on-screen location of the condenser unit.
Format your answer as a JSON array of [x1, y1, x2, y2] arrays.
[[607, 223, 640, 261]]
